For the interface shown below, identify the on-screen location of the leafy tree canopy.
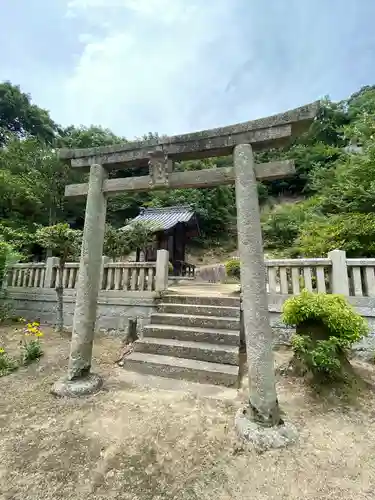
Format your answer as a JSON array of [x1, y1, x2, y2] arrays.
[[0, 82, 57, 146], [2, 80, 375, 258]]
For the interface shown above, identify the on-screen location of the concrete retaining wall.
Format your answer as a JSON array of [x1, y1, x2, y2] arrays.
[[4, 288, 375, 359], [6, 287, 157, 337]]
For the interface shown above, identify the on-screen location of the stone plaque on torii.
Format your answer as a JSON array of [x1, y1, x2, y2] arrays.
[[54, 102, 318, 446]]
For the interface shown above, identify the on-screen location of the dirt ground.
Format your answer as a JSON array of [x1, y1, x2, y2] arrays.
[[1, 325, 375, 500]]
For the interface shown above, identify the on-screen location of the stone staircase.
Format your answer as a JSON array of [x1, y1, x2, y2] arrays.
[[122, 294, 241, 386]]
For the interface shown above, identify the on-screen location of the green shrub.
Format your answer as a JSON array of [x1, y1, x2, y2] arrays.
[[20, 321, 44, 365], [261, 198, 321, 252], [297, 212, 375, 257], [0, 347, 18, 376], [282, 290, 368, 380], [0, 293, 12, 323], [0, 240, 18, 323], [21, 339, 43, 364], [225, 258, 240, 280]]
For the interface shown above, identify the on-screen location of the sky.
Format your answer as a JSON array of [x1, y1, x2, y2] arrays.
[[1, 0, 375, 139]]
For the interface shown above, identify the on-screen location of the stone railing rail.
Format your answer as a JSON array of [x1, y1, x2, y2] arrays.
[[346, 258, 375, 297], [6, 249, 375, 298], [265, 250, 375, 297], [265, 257, 332, 295], [102, 260, 157, 292], [7, 262, 46, 288], [5, 249, 169, 293]]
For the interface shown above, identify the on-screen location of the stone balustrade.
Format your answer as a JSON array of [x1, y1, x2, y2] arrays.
[[5, 250, 169, 294], [7, 249, 375, 298]]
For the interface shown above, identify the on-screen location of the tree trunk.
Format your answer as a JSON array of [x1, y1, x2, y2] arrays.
[[56, 262, 65, 333]]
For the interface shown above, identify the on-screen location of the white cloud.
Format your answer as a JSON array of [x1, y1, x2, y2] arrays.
[[62, 0, 245, 138], [58, 0, 374, 138]]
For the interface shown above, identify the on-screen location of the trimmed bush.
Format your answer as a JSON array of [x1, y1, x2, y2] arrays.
[[225, 258, 240, 280], [282, 290, 369, 382]]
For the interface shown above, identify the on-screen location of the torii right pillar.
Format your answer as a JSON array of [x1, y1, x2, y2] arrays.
[[234, 144, 298, 451]]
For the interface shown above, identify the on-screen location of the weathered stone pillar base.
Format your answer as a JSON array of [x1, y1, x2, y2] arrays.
[[51, 373, 102, 398], [235, 408, 298, 452]]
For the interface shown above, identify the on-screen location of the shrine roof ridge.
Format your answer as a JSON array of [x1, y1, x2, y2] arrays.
[[58, 101, 319, 167]]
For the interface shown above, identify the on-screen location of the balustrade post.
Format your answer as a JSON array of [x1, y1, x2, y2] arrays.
[[44, 257, 59, 288], [328, 249, 349, 295], [99, 256, 110, 290], [155, 250, 169, 292]]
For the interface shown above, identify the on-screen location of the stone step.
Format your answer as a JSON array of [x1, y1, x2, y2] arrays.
[[161, 294, 240, 308], [122, 352, 238, 387], [134, 337, 238, 365], [143, 324, 239, 346], [158, 303, 240, 318], [150, 313, 240, 331]]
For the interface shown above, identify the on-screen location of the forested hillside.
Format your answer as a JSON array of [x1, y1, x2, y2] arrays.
[[1, 80, 375, 259]]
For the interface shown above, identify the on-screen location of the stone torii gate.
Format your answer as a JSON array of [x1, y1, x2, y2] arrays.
[[53, 102, 318, 444]]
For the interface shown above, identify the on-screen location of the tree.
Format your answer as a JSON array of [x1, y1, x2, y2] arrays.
[[297, 213, 375, 257], [262, 197, 323, 255], [57, 125, 125, 149], [0, 133, 77, 228], [0, 223, 39, 259], [103, 222, 156, 261], [126, 221, 157, 259], [36, 224, 82, 332], [103, 224, 131, 261], [0, 81, 57, 146]]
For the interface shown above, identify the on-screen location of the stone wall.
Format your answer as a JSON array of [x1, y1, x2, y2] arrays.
[[6, 287, 375, 359], [6, 288, 157, 337]]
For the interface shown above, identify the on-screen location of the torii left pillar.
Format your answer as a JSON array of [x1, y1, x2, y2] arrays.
[[52, 164, 107, 397]]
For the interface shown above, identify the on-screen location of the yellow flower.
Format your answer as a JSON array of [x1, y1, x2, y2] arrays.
[[27, 323, 33, 329], [32, 322, 40, 327], [0, 348, 4, 354], [35, 332, 43, 337]]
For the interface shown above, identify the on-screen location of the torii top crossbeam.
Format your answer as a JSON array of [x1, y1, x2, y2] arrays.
[[60, 101, 319, 198]]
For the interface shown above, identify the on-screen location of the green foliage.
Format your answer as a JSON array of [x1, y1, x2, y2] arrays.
[[0, 240, 18, 322], [0, 81, 57, 146], [57, 125, 125, 149], [36, 223, 82, 264], [225, 258, 240, 279], [0, 223, 37, 258], [126, 221, 158, 254], [3, 81, 375, 260], [36, 224, 81, 332], [145, 158, 237, 243], [21, 339, 43, 364], [103, 224, 131, 260], [0, 240, 10, 284], [0, 134, 78, 229], [0, 348, 18, 377], [310, 114, 375, 215], [20, 321, 44, 365], [263, 88, 375, 257], [262, 198, 321, 252], [104, 222, 156, 260], [297, 213, 375, 257], [283, 291, 369, 378], [0, 294, 12, 323]]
